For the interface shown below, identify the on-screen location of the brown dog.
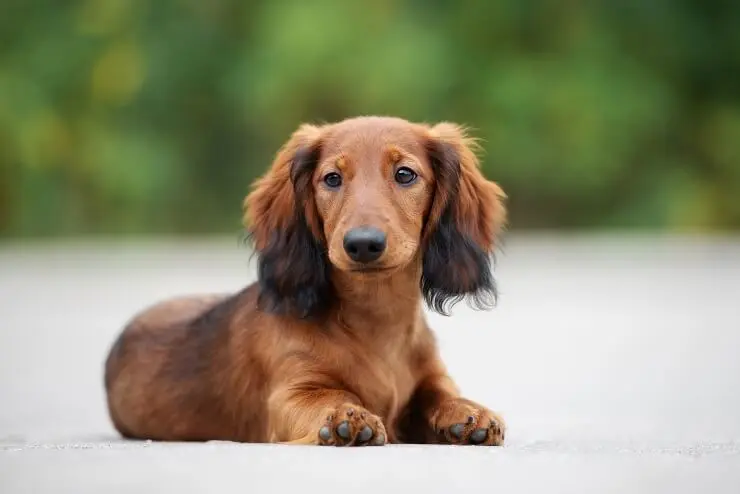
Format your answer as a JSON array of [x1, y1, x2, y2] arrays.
[[104, 116, 507, 446]]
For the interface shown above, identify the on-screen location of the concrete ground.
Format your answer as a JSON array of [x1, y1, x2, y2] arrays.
[[1, 233, 739, 493]]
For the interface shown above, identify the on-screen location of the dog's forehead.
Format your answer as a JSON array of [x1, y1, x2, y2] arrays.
[[322, 117, 426, 159]]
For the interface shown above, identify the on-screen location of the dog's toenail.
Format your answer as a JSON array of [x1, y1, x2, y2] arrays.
[[375, 433, 385, 445], [360, 412, 366, 419], [319, 426, 332, 442], [449, 424, 464, 439], [336, 421, 351, 440], [358, 425, 373, 442], [467, 415, 475, 424], [346, 408, 354, 417], [470, 428, 488, 444]]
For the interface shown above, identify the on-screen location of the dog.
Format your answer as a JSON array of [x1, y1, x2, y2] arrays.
[[104, 116, 507, 446]]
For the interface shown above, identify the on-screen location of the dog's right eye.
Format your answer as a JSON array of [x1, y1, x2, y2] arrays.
[[323, 172, 342, 188]]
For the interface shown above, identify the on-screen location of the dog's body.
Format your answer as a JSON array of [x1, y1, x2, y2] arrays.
[[105, 116, 507, 446], [106, 280, 440, 444]]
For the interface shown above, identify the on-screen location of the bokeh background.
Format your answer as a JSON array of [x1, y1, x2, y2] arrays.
[[2, 0, 739, 238], [2, 3, 740, 490]]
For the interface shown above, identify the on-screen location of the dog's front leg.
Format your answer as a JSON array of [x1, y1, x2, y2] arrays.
[[408, 374, 505, 446], [267, 385, 387, 446]]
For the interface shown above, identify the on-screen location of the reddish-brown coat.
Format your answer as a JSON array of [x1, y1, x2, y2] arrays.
[[105, 116, 507, 446]]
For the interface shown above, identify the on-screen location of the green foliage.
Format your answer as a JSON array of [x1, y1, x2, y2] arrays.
[[1, 0, 739, 236]]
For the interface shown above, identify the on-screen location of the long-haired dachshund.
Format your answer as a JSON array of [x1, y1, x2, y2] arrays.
[[104, 116, 507, 446]]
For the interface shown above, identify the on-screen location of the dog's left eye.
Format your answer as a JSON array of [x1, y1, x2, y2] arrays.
[[394, 167, 417, 185], [323, 172, 343, 188]]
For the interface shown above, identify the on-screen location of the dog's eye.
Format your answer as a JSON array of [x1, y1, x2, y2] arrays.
[[323, 172, 342, 188], [394, 167, 417, 185]]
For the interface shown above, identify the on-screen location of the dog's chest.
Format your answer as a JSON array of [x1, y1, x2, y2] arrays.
[[350, 347, 416, 426]]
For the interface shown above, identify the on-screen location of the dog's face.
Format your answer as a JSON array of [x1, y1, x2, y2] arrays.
[[312, 118, 434, 274], [245, 116, 506, 318]]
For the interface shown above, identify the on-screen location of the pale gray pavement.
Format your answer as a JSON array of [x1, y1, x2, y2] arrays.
[[1, 234, 739, 493]]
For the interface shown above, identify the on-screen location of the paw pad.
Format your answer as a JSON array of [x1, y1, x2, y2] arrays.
[[469, 428, 488, 444], [434, 399, 505, 446], [316, 404, 388, 447], [336, 421, 351, 440], [318, 426, 332, 442], [358, 425, 373, 442], [449, 423, 465, 439]]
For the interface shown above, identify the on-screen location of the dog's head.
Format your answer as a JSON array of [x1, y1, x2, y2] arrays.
[[244, 116, 506, 318]]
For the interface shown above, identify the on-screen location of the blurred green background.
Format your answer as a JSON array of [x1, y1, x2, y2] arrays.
[[1, 0, 739, 238]]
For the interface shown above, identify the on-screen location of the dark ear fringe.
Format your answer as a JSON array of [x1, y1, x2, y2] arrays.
[[255, 213, 333, 319], [421, 207, 497, 316], [253, 144, 333, 319], [422, 137, 497, 316]]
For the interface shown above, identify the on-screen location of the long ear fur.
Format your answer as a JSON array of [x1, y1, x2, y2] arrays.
[[421, 123, 507, 316], [243, 124, 332, 318]]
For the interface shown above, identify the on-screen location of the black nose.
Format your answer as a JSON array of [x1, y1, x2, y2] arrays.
[[343, 227, 386, 263]]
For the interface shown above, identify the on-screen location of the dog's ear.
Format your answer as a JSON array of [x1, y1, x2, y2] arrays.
[[421, 123, 507, 315], [243, 124, 332, 318]]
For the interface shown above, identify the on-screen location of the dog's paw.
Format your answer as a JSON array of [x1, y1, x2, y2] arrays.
[[317, 403, 387, 446], [431, 398, 505, 446]]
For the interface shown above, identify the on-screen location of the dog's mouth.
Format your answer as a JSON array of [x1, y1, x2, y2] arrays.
[[347, 264, 400, 274]]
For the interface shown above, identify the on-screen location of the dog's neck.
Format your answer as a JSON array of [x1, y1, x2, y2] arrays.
[[330, 260, 424, 333]]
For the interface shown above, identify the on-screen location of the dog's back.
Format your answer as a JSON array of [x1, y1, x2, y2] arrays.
[[104, 292, 237, 439]]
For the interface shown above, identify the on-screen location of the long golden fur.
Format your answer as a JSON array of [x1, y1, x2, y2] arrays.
[[104, 116, 508, 446]]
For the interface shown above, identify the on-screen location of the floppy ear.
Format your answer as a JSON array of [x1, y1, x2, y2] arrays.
[[243, 124, 332, 318], [421, 123, 507, 316]]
